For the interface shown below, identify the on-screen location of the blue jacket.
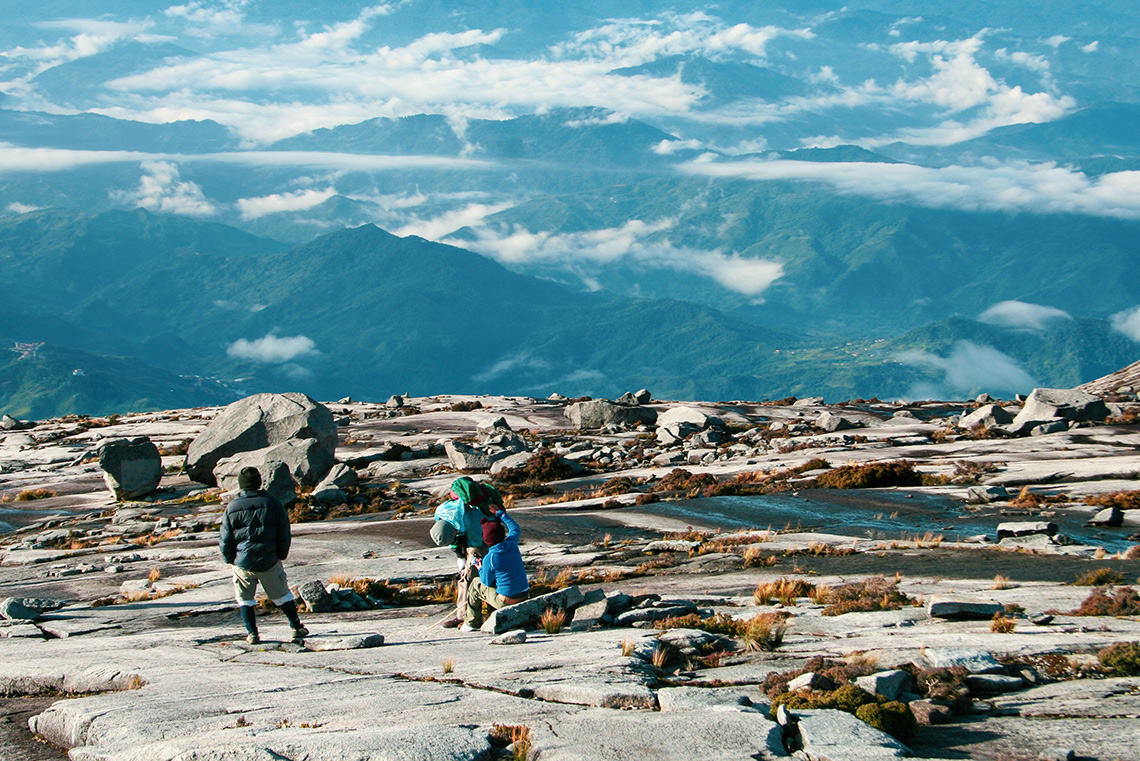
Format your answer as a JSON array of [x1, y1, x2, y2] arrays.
[[479, 511, 529, 598]]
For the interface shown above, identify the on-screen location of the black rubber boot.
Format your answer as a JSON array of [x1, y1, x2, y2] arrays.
[[280, 600, 308, 640], [239, 605, 259, 644]]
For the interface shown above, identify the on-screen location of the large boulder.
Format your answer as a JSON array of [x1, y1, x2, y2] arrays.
[[656, 406, 722, 430], [213, 439, 328, 505], [185, 393, 336, 485], [1008, 388, 1109, 435], [481, 586, 586, 634], [959, 404, 1014, 430], [565, 400, 657, 430], [1, 414, 34, 431], [98, 437, 163, 500]]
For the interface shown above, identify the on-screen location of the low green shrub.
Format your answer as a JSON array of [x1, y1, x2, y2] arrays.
[[815, 461, 922, 489], [856, 701, 918, 742], [1098, 641, 1140, 675]]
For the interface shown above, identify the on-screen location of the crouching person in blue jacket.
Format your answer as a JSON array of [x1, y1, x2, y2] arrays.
[[219, 467, 308, 644], [461, 506, 529, 632]]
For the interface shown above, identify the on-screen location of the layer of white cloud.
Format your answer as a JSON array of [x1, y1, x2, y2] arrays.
[[236, 187, 336, 220], [453, 217, 783, 298], [111, 160, 216, 216], [1111, 306, 1140, 343], [681, 158, 1140, 220], [4, 18, 152, 65], [393, 202, 514, 240], [0, 143, 498, 176], [227, 333, 316, 363], [472, 350, 553, 383], [895, 340, 1036, 398], [978, 300, 1072, 330]]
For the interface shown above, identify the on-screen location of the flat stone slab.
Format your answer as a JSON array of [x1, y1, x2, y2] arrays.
[[927, 597, 1005, 620], [992, 678, 1140, 719], [922, 647, 1003, 674], [528, 708, 787, 760], [0, 623, 45, 639], [657, 686, 757, 712], [967, 674, 1026, 693], [303, 632, 385, 651], [532, 679, 658, 709], [36, 619, 123, 638], [793, 708, 910, 760]]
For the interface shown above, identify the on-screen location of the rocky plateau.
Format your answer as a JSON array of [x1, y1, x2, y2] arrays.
[[1, 375, 1140, 761]]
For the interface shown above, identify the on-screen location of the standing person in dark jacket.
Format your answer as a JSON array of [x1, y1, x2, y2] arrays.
[[219, 466, 308, 644]]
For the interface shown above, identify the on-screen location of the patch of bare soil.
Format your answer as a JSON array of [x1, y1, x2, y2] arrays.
[[0, 698, 67, 761]]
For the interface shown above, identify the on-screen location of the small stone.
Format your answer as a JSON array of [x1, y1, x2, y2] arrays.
[[788, 672, 837, 692], [909, 700, 953, 726], [0, 598, 40, 621], [1089, 506, 1123, 527], [490, 630, 527, 645], [304, 633, 384, 651], [1039, 749, 1075, 761], [296, 580, 333, 613]]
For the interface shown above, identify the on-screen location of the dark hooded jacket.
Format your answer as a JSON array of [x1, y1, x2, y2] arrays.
[[219, 490, 291, 572]]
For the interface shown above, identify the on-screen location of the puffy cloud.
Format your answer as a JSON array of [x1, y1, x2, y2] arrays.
[[5, 202, 43, 214], [653, 138, 703, 155], [164, 0, 278, 39], [895, 340, 1037, 398], [978, 300, 1072, 330], [1081, 41, 1099, 53], [227, 333, 317, 363], [867, 34, 1075, 144], [1111, 306, 1140, 343], [236, 187, 336, 220], [453, 217, 783, 298], [994, 48, 1051, 73], [680, 158, 1140, 220], [112, 160, 217, 216]]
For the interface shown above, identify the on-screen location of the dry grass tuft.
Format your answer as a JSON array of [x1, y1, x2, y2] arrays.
[[754, 577, 817, 606], [991, 575, 1010, 590], [821, 576, 912, 617], [990, 614, 1016, 633], [441, 658, 455, 675], [539, 607, 568, 634], [490, 724, 532, 761]]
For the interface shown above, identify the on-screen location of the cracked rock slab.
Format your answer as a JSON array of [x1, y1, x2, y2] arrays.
[[793, 708, 910, 760], [528, 708, 788, 760], [992, 678, 1140, 719], [531, 679, 658, 709], [303, 632, 385, 651]]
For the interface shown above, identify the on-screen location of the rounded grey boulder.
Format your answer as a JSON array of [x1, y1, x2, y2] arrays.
[[185, 393, 336, 486], [98, 437, 162, 500]]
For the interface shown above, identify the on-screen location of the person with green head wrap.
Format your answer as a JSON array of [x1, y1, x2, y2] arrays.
[[429, 476, 505, 627]]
